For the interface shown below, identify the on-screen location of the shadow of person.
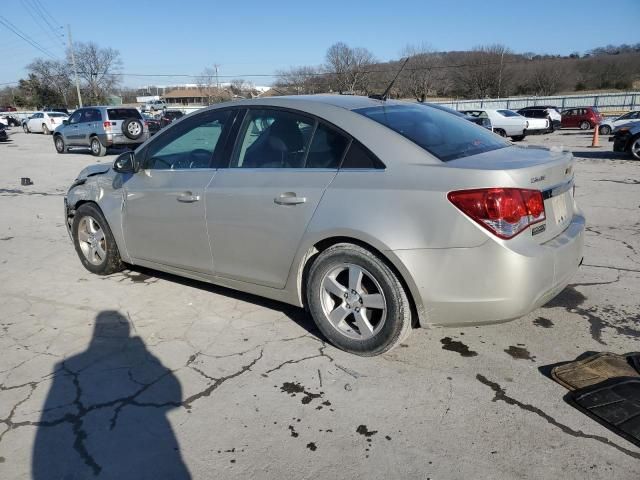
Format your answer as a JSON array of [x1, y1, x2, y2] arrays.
[[32, 310, 191, 479]]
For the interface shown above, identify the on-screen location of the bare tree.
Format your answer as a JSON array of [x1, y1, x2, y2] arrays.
[[196, 67, 222, 104], [454, 44, 513, 98], [27, 59, 73, 106], [325, 42, 376, 94], [275, 66, 323, 94], [401, 44, 443, 102], [70, 42, 122, 104]]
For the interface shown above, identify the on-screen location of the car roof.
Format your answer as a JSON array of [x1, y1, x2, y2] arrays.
[[225, 94, 399, 112]]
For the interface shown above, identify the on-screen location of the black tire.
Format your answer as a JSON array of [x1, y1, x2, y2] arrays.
[[42, 124, 50, 135], [511, 135, 526, 142], [579, 121, 591, 130], [122, 118, 143, 140], [495, 129, 507, 137], [599, 125, 611, 135], [72, 203, 124, 275], [90, 137, 106, 157], [306, 243, 412, 356], [54, 135, 66, 154], [23, 124, 30, 133]]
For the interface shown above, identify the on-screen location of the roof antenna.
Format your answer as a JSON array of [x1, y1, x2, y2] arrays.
[[369, 57, 410, 101]]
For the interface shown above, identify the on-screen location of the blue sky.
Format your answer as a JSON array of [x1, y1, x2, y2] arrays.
[[1, 0, 639, 87]]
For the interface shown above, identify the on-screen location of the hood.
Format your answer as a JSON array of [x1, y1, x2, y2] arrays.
[[76, 163, 112, 181]]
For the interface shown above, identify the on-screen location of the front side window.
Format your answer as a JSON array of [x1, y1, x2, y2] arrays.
[[355, 104, 509, 162], [231, 109, 314, 168], [145, 110, 231, 170], [68, 110, 82, 124]]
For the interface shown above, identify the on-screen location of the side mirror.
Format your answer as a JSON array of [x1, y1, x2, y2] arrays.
[[113, 151, 137, 173], [62, 119, 69, 125]]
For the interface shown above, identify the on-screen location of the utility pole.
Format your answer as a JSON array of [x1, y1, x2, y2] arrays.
[[214, 64, 219, 90], [67, 24, 83, 107]]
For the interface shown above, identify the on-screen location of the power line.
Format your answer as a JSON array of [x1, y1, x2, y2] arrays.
[[21, 0, 65, 52], [32, 0, 63, 32], [0, 15, 58, 59]]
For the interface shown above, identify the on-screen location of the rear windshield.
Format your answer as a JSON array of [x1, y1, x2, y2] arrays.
[[497, 109, 521, 117], [107, 108, 142, 120], [354, 104, 509, 162], [165, 111, 183, 119], [48, 113, 67, 118]]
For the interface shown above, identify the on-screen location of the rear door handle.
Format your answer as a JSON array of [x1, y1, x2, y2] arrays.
[[274, 192, 306, 205], [177, 192, 200, 203]]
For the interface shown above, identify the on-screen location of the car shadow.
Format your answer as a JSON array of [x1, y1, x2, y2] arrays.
[[117, 264, 322, 339], [32, 310, 192, 479], [571, 150, 630, 160]]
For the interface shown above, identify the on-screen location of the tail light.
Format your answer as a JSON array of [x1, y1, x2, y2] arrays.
[[103, 121, 112, 131], [448, 188, 545, 239]]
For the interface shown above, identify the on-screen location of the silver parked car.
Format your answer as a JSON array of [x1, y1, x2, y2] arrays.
[[53, 106, 149, 156], [64, 96, 584, 355]]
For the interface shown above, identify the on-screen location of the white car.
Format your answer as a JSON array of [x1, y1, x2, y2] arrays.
[[461, 109, 528, 141], [23, 112, 69, 135], [599, 111, 640, 135], [141, 100, 167, 112], [517, 109, 551, 134]]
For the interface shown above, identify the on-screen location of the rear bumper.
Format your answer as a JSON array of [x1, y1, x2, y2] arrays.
[[98, 132, 148, 147], [393, 214, 585, 326]]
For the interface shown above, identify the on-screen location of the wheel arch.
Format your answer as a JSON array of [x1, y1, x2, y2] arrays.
[[295, 234, 424, 328]]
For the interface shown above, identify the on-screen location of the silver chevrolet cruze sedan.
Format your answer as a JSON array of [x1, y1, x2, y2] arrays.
[[64, 95, 585, 355]]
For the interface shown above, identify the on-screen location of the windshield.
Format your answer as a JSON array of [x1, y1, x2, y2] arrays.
[[355, 104, 509, 162]]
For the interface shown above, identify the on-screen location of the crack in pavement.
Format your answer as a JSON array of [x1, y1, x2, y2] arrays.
[[476, 374, 640, 460], [0, 347, 266, 475]]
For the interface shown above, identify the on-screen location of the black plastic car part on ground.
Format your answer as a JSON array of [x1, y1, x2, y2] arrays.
[[570, 377, 640, 448]]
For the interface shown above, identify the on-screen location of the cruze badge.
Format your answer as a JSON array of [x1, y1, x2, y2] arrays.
[[530, 175, 546, 184]]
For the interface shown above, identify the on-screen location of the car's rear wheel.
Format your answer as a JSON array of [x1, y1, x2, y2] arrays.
[[630, 137, 640, 161], [580, 121, 591, 130], [90, 137, 106, 157], [511, 135, 526, 141], [23, 124, 30, 133], [599, 125, 611, 135], [54, 135, 66, 154], [306, 243, 412, 356], [72, 203, 123, 275], [42, 124, 50, 135]]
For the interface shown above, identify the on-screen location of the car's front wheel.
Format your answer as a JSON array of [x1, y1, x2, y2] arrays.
[[630, 136, 640, 161], [54, 135, 66, 154], [72, 203, 123, 275], [90, 137, 106, 157], [599, 125, 611, 135], [306, 243, 412, 356]]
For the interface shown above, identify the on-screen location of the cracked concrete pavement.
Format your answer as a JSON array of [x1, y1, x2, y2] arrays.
[[0, 129, 639, 479]]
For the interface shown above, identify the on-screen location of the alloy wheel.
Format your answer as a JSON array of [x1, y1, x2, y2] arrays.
[[77, 216, 106, 265], [320, 263, 387, 340]]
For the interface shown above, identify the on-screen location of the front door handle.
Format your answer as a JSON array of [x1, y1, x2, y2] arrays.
[[274, 192, 306, 205], [177, 192, 200, 203]]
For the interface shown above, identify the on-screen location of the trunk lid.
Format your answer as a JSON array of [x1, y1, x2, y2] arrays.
[[447, 145, 576, 243]]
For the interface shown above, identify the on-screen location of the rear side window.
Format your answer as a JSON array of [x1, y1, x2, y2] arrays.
[[107, 108, 142, 120], [341, 141, 385, 169], [355, 104, 508, 162], [306, 123, 349, 168]]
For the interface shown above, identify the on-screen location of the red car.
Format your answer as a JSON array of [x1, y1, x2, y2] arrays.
[[561, 107, 603, 130]]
